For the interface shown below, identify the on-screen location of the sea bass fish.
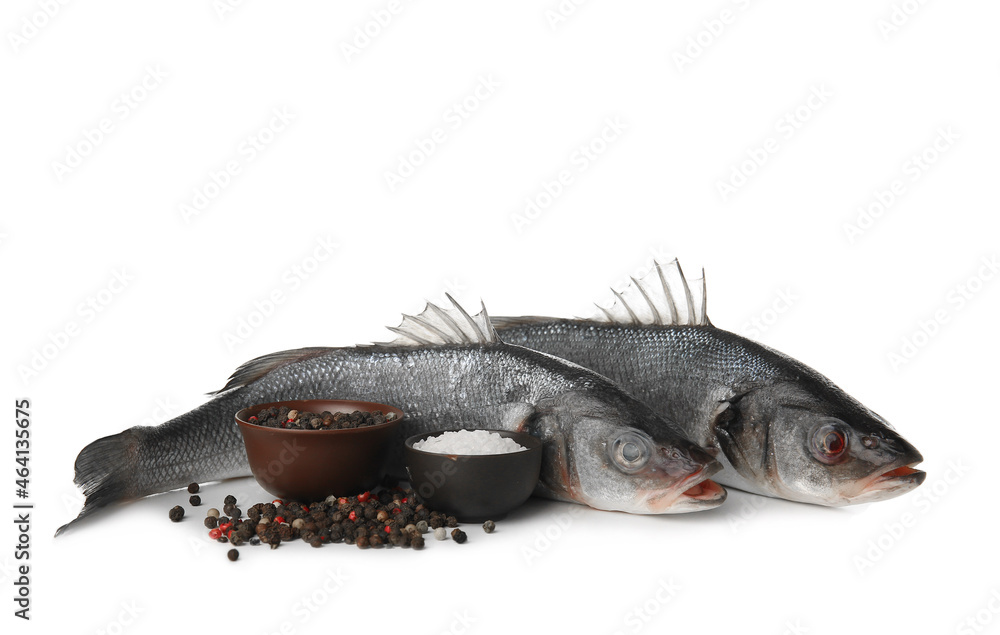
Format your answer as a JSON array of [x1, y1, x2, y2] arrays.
[[495, 260, 926, 507], [58, 298, 724, 535]]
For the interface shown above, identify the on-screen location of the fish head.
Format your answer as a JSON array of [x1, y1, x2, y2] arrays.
[[530, 389, 726, 514], [712, 380, 925, 506]]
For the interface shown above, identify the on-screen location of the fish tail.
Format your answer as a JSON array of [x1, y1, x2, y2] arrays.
[[55, 428, 144, 536]]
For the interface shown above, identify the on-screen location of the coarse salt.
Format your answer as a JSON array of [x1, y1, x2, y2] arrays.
[[413, 430, 526, 455]]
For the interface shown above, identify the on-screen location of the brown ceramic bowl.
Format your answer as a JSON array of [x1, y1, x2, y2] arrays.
[[404, 429, 542, 522], [235, 399, 403, 503]]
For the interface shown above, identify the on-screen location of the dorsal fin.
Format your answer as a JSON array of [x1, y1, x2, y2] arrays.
[[210, 347, 335, 394], [380, 294, 500, 347], [592, 259, 710, 326]]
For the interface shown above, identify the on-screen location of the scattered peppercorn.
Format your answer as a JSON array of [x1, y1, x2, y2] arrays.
[[189, 495, 201, 506], [207, 508, 220, 518], [451, 528, 467, 544], [249, 536, 261, 546], [482, 520, 496, 534], [224, 495, 237, 506], [204, 516, 218, 529], [169, 505, 184, 522], [416, 520, 429, 534], [227, 549, 239, 561], [187, 483, 200, 494], [434, 527, 447, 541]]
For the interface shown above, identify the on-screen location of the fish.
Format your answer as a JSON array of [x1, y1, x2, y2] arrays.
[[57, 297, 725, 535], [494, 260, 926, 507]]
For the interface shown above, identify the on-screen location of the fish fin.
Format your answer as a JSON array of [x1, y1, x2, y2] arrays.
[[377, 296, 500, 347], [592, 259, 711, 326], [210, 347, 335, 394], [489, 316, 562, 329], [56, 429, 143, 536]]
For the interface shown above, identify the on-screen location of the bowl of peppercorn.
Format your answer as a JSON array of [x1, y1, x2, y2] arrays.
[[403, 429, 542, 522], [236, 399, 404, 503]]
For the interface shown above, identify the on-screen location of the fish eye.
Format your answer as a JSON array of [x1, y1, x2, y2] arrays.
[[610, 432, 651, 473], [812, 420, 849, 464]]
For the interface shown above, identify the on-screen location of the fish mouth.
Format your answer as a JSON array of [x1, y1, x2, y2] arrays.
[[638, 465, 728, 514], [850, 461, 926, 504]]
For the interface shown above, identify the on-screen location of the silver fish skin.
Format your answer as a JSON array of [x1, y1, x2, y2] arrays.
[[57, 302, 724, 535], [494, 265, 926, 507]]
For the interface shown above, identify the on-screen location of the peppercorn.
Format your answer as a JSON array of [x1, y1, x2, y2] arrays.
[[434, 527, 447, 540], [209, 528, 222, 540], [207, 508, 220, 518], [224, 494, 237, 505], [249, 535, 261, 546], [411, 535, 425, 550], [224, 503, 236, 517], [189, 495, 201, 506], [482, 520, 496, 534], [309, 538, 323, 548], [404, 523, 417, 535], [218, 536, 229, 543], [204, 516, 218, 529], [219, 516, 230, 525], [230, 507, 242, 519], [269, 538, 281, 550], [446, 516, 458, 528], [376, 510, 389, 523], [416, 520, 428, 534], [356, 535, 369, 549], [429, 516, 444, 529], [358, 491, 371, 503], [168, 505, 184, 522], [369, 535, 384, 548], [291, 518, 305, 530], [451, 528, 467, 544], [227, 549, 239, 561], [229, 533, 244, 546]]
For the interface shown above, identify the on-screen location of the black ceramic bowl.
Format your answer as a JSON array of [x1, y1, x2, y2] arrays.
[[403, 429, 542, 522]]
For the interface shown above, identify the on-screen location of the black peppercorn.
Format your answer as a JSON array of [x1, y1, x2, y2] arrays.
[[227, 549, 239, 561], [168, 505, 184, 522], [189, 495, 201, 506], [204, 516, 218, 529], [224, 494, 237, 506], [187, 483, 200, 494], [451, 528, 467, 544]]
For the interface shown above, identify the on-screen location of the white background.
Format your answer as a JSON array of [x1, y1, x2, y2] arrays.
[[3, 1, 999, 633]]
